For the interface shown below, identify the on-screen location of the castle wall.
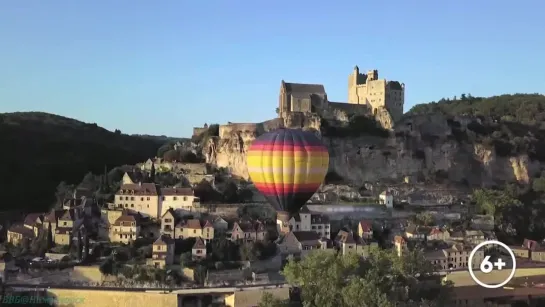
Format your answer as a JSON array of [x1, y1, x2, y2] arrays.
[[193, 127, 208, 137], [219, 123, 261, 139]]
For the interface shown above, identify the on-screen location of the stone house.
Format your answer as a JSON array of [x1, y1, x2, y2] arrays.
[[394, 236, 407, 257], [231, 221, 267, 242], [147, 235, 175, 268], [23, 213, 44, 237], [357, 220, 373, 239], [109, 214, 140, 244], [464, 230, 485, 245], [276, 207, 331, 238], [427, 227, 450, 241], [334, 230, 377, 258], [379, 191, 393, 209], [177, 219, 214, 241], [114, 182, 159, 218], [159, 187, 200, 217], [160, 209, 179, 238], [424, 243, 483, 271], [55, 210, 76, 246], [405, 225, 426, 241], [192, 237, 207, 260], [7, 225, 34, 245], [276, 231, 328, 258], [450, 231, 464, 241]]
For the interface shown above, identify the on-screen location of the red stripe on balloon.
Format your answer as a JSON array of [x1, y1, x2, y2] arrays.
[[248, 144, 328, 153]]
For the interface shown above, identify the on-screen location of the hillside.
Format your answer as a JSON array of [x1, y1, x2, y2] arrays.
[[0, 112, 163, 213]]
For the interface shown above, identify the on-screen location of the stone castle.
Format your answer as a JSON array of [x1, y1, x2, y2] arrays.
[[193, 66, 405, 139]]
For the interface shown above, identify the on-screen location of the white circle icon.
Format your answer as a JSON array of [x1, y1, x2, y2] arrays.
[[468, 240, 516, 289]]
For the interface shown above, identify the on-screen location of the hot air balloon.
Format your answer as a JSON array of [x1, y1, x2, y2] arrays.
[[246, 128, 329, 216]]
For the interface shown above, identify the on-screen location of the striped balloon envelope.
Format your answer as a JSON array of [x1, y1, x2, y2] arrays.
[[246, 128, 329, 214]]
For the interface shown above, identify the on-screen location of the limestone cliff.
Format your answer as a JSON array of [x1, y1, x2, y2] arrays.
[[204, 112, 539, 188]]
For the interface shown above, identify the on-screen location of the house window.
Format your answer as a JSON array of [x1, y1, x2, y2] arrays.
[[193, 230, 196, 234], [147, 197, 150, 201], [63, 222, 67, 226], [165, 218, 172, 223], [196, 249, 202, 254], [119, 196, 123, 200], [141, 197, 144, 201], [147, 205, 149, 208], [183, 196, 187, 201], [130, 197, 134, 201], [131, 204, 134, 208], [125, 197, 128, 200], [173, 197, 177, 201]]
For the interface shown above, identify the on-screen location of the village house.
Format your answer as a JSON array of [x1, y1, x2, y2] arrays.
[[160, 209, 179, 238], [159, 187, 200, 216], [109, 214, 140, 244], [205, 216, 229, 233], [423, 243, 484, 271], [192, 237, 207, 260], [114, 182, 159, 218], [379, 191, 393, 209], [147, 235, 175, 268], [23, 213, 44, 237], [427, 227, 450, 241], [7, 225, 35, 245], [464, 230, 485, 245], [231, 221, 267, 242], [394, 236, 407, 257], [276, 231, 328, 258], [404, 225, 427, 241], [449, 231, 465, 241], [357, 220, 373, 239], [176, 219, 214, 241], [276, 207, 330, 238], [510, 239, 545, 262], [335, 230, 378, 258], [54, 210, 76, 245]]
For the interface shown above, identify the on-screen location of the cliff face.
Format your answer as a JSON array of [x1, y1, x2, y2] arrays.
[[204, 112, 539, 188]]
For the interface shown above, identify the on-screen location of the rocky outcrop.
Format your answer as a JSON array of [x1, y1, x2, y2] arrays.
[[203, 113, 540, 188]]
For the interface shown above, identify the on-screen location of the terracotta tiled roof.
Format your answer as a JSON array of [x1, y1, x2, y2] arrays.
[[8, 224, 35, 237], [23, 213, 43, 227], [193, 237, 206, 249], [359, 220, 373, 232], [160, 187, 194, 196], [429, 227, 443, 236], [154, 235, 173, 245], [203, 220, 213, 228], [337, 231, 356, 244], [117, 183, 158, 196], [44, 209, 65, 223], [184, 219, 202, 229], [113, 215, 137, 226]]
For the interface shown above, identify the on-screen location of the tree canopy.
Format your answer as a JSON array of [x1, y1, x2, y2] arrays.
[[260, 249, 452, 307], [0, 112, 163, 212]]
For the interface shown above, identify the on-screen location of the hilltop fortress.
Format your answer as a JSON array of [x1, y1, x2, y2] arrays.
[[193, 66, 405, 139]]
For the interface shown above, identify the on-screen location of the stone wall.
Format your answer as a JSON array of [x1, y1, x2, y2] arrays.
[[219, 123, 261, 139], [193, 127, 208, 137], [47, 289, 178, 307]]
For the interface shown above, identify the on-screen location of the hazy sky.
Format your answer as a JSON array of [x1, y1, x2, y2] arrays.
[[1, 0, 544, 137]]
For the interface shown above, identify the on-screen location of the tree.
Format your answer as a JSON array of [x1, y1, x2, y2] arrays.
[[258, 292, 289, 307], [150, 163, 156, 183], [210, 237, 239, 261], [179, 252, 193, 267], [163, 150, 179, 162], [99, 258, 116, 275], [414, 212, 435, 226], [263, 249, 452, 307], [55, 181, 74, 207]]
